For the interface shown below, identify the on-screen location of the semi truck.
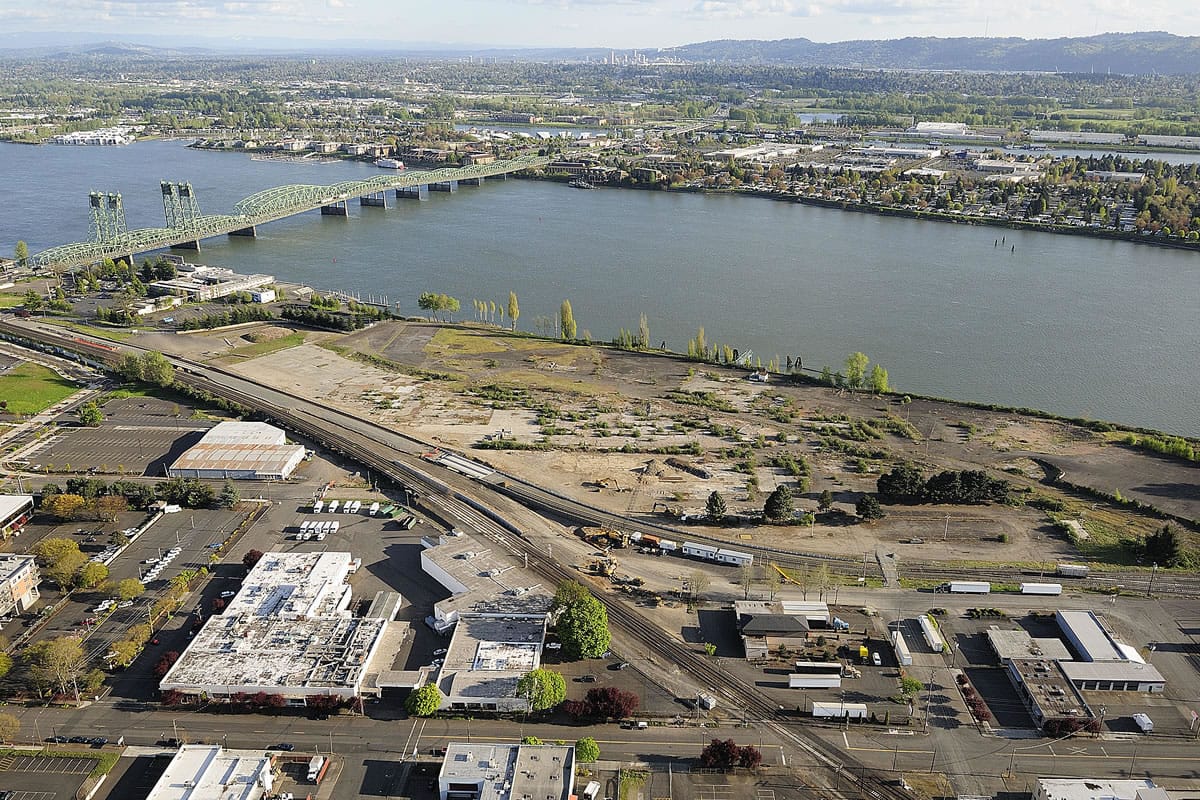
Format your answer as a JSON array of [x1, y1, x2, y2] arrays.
[[935, 581, 991, 594]]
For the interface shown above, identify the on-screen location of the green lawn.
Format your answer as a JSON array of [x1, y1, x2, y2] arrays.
[[219, 332, 306, 361], [0, 362, 80, 414], [0, 293, 27, 309]]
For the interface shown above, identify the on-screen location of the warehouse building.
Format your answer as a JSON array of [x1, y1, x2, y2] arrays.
[[438, 742, 575, 800], [1056, 610, 1148, 664], [168, 420, 306, 480], [0, 494, 33, 539], [420, 530, 553, 633], [0, 554, 40, 616], [146, 745, 276, 800], [159, 551, 394, 702]]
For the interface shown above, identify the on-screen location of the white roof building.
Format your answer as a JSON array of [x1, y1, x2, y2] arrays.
[[146, 745, 275, 800], [0, 494, 33, 539], [1035, 779, 1168, 800], [438, 743, 575, 800], [435, 613, 547, 713], [160, 552, 392, 701], [168, 421, 305, 480], [420, 532, 553, 631]]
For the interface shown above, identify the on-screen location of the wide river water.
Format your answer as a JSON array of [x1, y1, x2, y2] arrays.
[[1, 140, 1198, 436]]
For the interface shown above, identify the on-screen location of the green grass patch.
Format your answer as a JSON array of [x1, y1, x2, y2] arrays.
[[220, 332, 306, 361], [38, 317, 134, 342], [0, 362, 80, 414], [0, 293, 27, 309], [0, 748, 113, 777]]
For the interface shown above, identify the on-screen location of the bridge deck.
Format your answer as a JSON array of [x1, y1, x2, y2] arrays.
[[32, 155, 550, 270]]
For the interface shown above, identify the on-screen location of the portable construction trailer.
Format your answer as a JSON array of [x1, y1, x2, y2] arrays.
[[715, 548, 754, 567], [1021, 583, 1063, 595], [682, 542, 719, 560]]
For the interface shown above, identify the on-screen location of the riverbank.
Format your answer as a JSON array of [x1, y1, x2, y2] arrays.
[[525, 173, 1200, 254]]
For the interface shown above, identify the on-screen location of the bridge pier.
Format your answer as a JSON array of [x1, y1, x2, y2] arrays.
[[320, 201, 348, 216], [229, 226, 257, 237], [359, 192, 388, 208], [430, 180, 457, 193], [461, 177, 485, 186], [171, 240, 201, 251], [395, 185, 428, 201]]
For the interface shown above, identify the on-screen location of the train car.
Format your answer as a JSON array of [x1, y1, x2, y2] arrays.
[[1056, 564, 1090, 578], [658, 539, 678, 553]]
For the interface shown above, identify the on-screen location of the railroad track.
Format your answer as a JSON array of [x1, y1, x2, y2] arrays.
[[899, 562, 1200, 597]]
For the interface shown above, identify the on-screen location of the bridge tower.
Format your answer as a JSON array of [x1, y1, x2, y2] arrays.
[[88, 191, 126, 243], [161, 182, 204, 250]]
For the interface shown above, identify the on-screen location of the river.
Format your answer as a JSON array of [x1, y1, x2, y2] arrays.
[[1, 140, 1197, 436]]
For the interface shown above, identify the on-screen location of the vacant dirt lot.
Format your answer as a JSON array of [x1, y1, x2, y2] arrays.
[[148, 320, 1197, 567]]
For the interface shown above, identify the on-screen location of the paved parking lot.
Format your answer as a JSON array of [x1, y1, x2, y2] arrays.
[[0, 754, 94, 800], [24, 395, 212, 476], [1, 757, 94, 774]]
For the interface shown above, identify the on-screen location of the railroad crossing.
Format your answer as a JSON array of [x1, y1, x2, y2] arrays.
[[31, 154, 550, 271]]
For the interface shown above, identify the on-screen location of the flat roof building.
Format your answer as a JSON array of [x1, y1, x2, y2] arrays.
[[169, 421, 305, 481], [420, 532, 553, 632], [1056, 610, 1129, 663], [986, 627, 1074, 662], [1035, 779, 1169, 800], [438, 743, 575, 800], [0, 495, 33, 539], [160, 551, 392, 702], [146, 745, 275, 800], [0, 554, 40, 616], [436, 613, 548, 713], [1006, 658, 1095, 730], [150, 264, 273, 303], [1058, 660, 1166, 693]]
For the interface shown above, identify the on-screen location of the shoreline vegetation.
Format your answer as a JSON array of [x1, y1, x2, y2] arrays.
[[178, 140, 1200, 253]]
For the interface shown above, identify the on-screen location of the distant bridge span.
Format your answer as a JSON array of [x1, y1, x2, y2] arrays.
[[32, 154, 550, 271]]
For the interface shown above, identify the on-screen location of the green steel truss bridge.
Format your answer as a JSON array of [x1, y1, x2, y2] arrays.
[[32, 155, 550, 271]]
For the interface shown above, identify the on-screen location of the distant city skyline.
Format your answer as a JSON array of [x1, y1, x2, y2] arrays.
[[2, 0, 1198, 50]]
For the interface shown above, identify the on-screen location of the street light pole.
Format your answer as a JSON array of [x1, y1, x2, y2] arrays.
[[1146, 563, 1158, 597]]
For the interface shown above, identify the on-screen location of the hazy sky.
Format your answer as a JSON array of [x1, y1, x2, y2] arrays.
[[1, 0, 1194, 49]]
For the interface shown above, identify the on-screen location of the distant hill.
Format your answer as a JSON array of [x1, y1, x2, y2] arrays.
[[3, 30, 1200, 74], [672, 32, 1200, 74]]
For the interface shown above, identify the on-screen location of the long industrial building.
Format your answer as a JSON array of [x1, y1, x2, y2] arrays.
[[159, 551, 394, 702], [168, 420, 306, 480]]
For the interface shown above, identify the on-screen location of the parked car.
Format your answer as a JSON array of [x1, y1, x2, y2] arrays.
[[46, 736, 70, 743], [269, 743, 295, 751], [219, 591, 236, 599]]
